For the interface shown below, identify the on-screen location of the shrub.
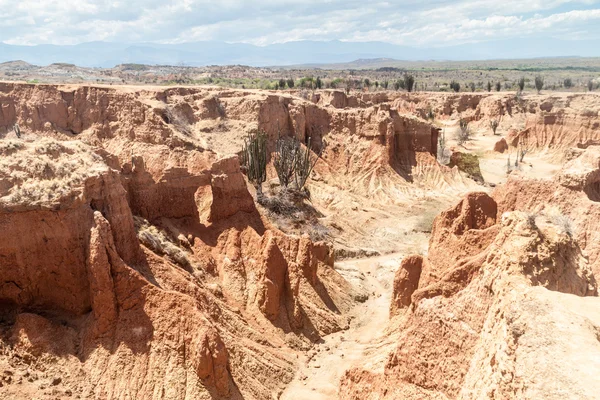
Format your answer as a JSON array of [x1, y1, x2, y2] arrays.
[[279, 78, 286, 89], [450, 80, 460, 92], [551, 213, 574, 237], [517, 138, 530, 162], [495, 81, 501, 92], [518, 77, 525, 92], [240, 129, 267, 195], [287, 78, 295, 89], [457, 119, 470, 145], [490, 119, 499, 135], [563, 78, 573, 88], [404, 74, 415, 92], [316, 77, 323, 89], [394, 79, 405, 91], [426, 106, 435, 121], [588, 80, 594, 92], [364, 78, 371, 88], [468, 82, 475, 92], [525, 212, 538, 228], [535, 76, 544, 93], [299, 76, 315, 89], [487, 81, 492, 92]]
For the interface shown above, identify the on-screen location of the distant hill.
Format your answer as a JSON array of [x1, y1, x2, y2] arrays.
[[1, 38, 600, 68]]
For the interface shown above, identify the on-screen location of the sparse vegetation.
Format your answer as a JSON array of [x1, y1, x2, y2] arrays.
[[437, 129, 450, 165], [404, 74, 415, 92], [535, 75, 544, 93], [294, 136, 322, 191], [426, 106, 435, 121], [273, 134, 299, 188], [490, 119, 499, 135], [0, 139, 104, 206], [134, 217, 191, 269], [450, 80, 460, 92], [449, 152, 484, 183], [525, 211, 538, 228], [550, 213, 574, 237], [514, 137, 531, 163], [563, 78, 573, 88], [495, 81, 501, 92], [457, 119, 470, 145], [240, 129, 268, 196], [518, 77, 525, 92], [316, 77, 323, 89], [487, 81, 492, 92], [588, 80, 594, 92]]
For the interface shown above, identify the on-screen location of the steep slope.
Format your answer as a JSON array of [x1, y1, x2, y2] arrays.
[[340, 192, 599, 399], [0, 137, 356, 399]]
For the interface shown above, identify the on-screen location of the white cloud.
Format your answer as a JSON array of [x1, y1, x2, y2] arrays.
[[0, 0, 599, 46]]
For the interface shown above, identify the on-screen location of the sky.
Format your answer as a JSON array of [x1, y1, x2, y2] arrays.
[[1, 0, 600, 47]]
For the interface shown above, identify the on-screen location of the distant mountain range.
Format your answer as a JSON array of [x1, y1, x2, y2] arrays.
[[1, 38, 599, 68]]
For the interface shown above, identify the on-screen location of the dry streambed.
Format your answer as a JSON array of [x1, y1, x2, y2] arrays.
[[281, 253, 405, 399]]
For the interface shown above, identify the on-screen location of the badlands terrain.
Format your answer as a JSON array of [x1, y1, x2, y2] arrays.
[[0, 81, 599, 400]]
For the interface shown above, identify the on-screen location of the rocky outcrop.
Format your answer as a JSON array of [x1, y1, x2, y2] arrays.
[[494, 145, 600, 280], [390, 255, 423, 315], [449, 151, 484, 183], [493, 137, 508, 153], [341, 192, 599, 399], [0, 133, 356, 399]]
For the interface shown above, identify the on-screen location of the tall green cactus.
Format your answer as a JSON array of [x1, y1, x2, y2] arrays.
[[274, 134, 299, 188], [241, 129, 267, 195], [294, 136, 321, 191]]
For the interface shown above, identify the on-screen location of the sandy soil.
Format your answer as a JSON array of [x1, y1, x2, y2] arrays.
[[439, 121, 564, 186], [281, 253, 407, 399]]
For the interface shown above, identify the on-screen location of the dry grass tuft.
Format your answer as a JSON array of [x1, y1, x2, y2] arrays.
[[0, 138, 106, 207], [134, 217, 192, 269], [259, 188, 330, 241]]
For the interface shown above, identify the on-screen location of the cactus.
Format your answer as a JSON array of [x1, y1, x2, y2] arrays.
[[294, 137, 321, 191], [241, 129, 267, 195], [13, 124, 21, 138], [273, 132, 299, 188], [426, 106, 435, 121]]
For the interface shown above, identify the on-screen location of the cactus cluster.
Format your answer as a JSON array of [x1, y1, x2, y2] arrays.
[[273, 133, 321, 191], [273, 134, 299, 188], [241, 129, 267, 194], [294, 136, 320, 191]]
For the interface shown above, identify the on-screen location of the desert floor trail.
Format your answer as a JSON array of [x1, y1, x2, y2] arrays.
[[281, 253, 406, 400]]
